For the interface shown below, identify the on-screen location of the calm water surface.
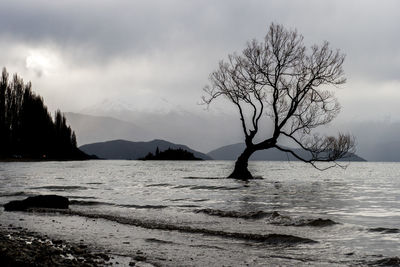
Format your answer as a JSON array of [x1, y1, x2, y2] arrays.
[[0, 160, 399, 266]]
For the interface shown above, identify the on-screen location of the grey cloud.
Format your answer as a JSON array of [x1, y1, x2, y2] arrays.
[[2, 0, 399, 79], [0, 1, 250, 62], [0, 0, 399, 131]]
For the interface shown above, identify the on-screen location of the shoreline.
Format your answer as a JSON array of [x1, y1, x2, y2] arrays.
[[0, 224, 145, 266]]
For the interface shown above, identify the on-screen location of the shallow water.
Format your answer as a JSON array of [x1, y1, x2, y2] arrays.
[[0, 160, 399, 266]]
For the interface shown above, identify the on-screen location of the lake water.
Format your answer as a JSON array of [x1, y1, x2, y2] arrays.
[[0, 160, 399, 266]]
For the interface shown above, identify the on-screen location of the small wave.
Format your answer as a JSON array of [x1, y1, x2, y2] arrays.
[[293, 218, 338, 227], [195, 209, 271, 219], [190, 185, 242, 191], [176, 204, 200, 208], [173, 185, 192, 189], [192, 199, 209, 202], [29, 209, 316, 245], [369, 257, 400, 266], [30, 186, 88, 191], [168, 198, 190, 202], [145, 183, 172, 187], [190, 244, 225, 250], [85, 182, 103, 185], [145, 238, 174, 244], [263, 212, 338, 227], [68, 196, 97, 199], [194, 209, 337, 227], [118, 204, 168, 209], [0, 191, 27, 197], [60, 199, 168, 209], [183, 177, 226, 180], [69, 200, 113, 206], [368, 227, 400, 234], [183, 176, 263, 180], [174, 183, 243, 190]]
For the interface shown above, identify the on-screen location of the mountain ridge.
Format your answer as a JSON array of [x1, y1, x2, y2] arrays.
[[66, 111, 398, 162], [79, 139, 212, 160]]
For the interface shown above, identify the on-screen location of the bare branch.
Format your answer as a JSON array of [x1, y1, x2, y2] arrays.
[[202, 23, 355, 177]]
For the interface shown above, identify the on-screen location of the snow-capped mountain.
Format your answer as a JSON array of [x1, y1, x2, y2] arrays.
[[80, 98, 136, 116]]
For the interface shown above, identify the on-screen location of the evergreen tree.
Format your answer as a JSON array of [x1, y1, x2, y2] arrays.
[[0, 68, 8, 156], [71, 132, 77, 148], [0, 67, 89, 160]]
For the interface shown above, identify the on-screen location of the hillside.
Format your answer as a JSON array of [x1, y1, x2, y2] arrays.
[[79, 139, 212, 160], [75, 100, 243, 153], [207, 143, 366, 162]]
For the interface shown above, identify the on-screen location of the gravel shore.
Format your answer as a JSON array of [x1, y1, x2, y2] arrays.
[[0, 224, 126, 266]]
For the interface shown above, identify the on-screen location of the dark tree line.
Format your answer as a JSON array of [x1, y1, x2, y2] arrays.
[[0, 67, 87, 160]]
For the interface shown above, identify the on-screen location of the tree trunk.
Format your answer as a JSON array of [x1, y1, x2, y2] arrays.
[[228, 147, 255, 180]]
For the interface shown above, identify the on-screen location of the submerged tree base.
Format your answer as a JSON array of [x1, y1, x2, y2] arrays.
[[228, 164, 254, 180], [228, 148, 255, 180]]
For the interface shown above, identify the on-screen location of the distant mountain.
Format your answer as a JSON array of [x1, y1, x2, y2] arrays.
[[74, 99, 400, 162], [79, 139, 212, 160], [80, 99, 136, 115], [76, 99, 244, 153], [207, 143, 366, 162], [65, 112, 153, 146]]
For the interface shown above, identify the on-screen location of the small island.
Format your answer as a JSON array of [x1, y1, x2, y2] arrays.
[[140, 147, 202, 160]]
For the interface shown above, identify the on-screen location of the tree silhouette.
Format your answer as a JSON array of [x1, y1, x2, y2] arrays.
[[0, 68, 8, 155], [203, 24, 355, 180], [0, 67, 88, 160]]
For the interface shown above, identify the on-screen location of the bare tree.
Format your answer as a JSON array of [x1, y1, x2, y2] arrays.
[[203, 23, 355, 180]]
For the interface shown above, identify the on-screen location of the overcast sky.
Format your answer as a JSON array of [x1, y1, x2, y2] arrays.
[[1, 0, 399, 124]]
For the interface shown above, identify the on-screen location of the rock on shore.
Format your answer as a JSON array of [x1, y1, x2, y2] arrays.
[[4, 195, 69, 211]]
